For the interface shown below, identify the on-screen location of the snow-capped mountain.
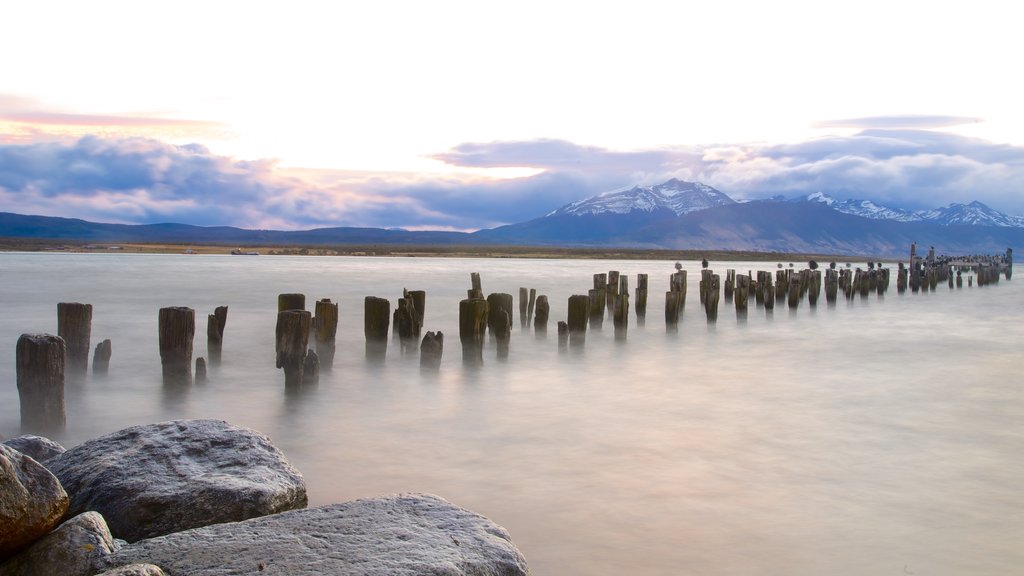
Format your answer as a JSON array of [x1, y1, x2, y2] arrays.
[[549, 178, 735, 217], [804, 192, 1024, 228]]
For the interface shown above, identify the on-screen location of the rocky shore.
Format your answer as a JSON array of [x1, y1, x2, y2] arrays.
[[0, 419, 530, 575]]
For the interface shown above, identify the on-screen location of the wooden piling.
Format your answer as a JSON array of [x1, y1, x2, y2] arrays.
[[394, 295, 419, 355], [534, 295, 550, 335], [568, 294, 590, 346], [588, 289, 605, 330], [16, 333, 66, 431], [278, 293, 305, 312], [635, 273, 649, 323], [312, 299, 338, 369], [92, 339, 112, 375], [704, 274, 720, 322], [158, 307, 194, 385], [486, 293, 514, 341], [762, 274, 775, 311], [420, 331, 443, 370], [364, 296, 391, 360], [519, 287, 529, 328], [606, 271, 620, 314], [276, 309, 311, 388], [195, 357, 207, 384], [528, 289, 537, 328], [557, 321, 569, 349], [493, 307, 511, 360], [469, 273, 484, 300], [408, 290, 426, 330], [459, 298, 487, 365], [206, 305, 228, 366], [734, 274, 749, 313], [825, 269, 838, 303], [788, 275, 801, 309], [613, 292, 629, 340], [57, 302, 92, 377], [724, 270, 735, 300]]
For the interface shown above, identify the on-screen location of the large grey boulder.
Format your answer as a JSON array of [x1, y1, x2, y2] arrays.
[[0, 444, 68, 560], [97, 493, 530, 576], [0, 511, 115, 576], [2, 435, 66, 463], [46, 419, 307, 542]]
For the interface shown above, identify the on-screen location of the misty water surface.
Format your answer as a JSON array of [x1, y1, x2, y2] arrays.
[[1, 253, 1021, 576]]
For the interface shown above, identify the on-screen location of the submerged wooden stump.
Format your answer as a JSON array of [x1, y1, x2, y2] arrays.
[[58, 302, 92, 377], [635, 273, 649, 325], [364, 296, 391, 361], [606, 271, 620, 314], [278, 293, 305, 312], [567, 294, 590, 347], [17, 333, 66, 432], [825, 269, 839, 303], [557, 321, 569, 350], [734, 274, 750, 313], [159, 307, 195, 385], [493, 307, 511, 360], [302, 349, 319, 386], [519, 287, 529, 329], [527, 289, 537, 330], [724, 269, 735, 300], [788, 277, 801, 309], [92, 339, 112, 375], [420, 331, 443, 370], [394, 295, 419, 355], [613, 293, 629, 341], [459, 298, 487, 365], [206, 305, 228, 366], [313, 299, 338, 370], [486, 293, 513, 342], [195, 357, 207, 384], [534, 295, 549, 335], [588, 288, 605, 330], [704, 274, 720, 323], [276, 309, 311, 388]]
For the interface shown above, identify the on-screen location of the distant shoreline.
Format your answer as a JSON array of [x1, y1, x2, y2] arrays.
[[0, 238, 879, 262]]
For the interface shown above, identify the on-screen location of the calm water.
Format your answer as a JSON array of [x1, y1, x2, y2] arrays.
[[1, 253, 1021, 576]]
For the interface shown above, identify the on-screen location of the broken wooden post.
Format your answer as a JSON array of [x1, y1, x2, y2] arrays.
[[206, 305, 228, 366], [16, 333, 66, 431], [311, 299, 338, 369], [302, 349, 319, 386], [469, 272, 484, 300], [635, 274, 648, 325], [613, 292, 629, 341], [807, 270, 821, 306], [956, 269, 963, 288], [606, 271, 620, 314], [567, 294, 590, 346], [57, 302, 92, 378], [494, 306, 511, 360], [408, 290, 426, 331], [519, 287, 529, 329], [734, 274, 749, 314], [534, 295, 549, 335], [420, 331, 443, 370], [195, 357, 207, 384], [364, 296, 390, 360], [788, 275, 801, 309], [591, 274, 607, 328], [158, 307, 194, 385], [762, 274, 775, 311], [704, 274, 720, 323], [276, 309, 311, 388], [825, 269, 839, 303], [394, 295, 419, 355], [92, 339, 112, 375], [459, 298, 487, 365], [527, 289, 537, 329], [278, 293, 305, 312], [897, 263, 908, 294], [557, 321, 569, 350], [724, 270, 735, 300], [486, 293, 514, 342]]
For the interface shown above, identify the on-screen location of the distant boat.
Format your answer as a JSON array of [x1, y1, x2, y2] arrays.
[[230, 248, 259, 255]]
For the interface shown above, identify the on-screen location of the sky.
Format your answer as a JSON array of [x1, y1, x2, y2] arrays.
[[1, 0, 1023, 231]]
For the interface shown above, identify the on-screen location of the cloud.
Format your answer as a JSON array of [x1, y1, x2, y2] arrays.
[[812, 115, 984, 130]]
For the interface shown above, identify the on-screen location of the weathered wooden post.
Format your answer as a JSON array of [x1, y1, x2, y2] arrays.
[[17, 333, 66, 431], [534, 295, 549, 335], [762, 274, 775, 311], [393, 295, 419, 355], [469, 273, 484, 300], [635, 273, 648, 325], [567, 294, 590, 346], [408, 290, 426, 331], [588, 288, 605, 330], [807, 270, 821, 306], [557, 321, 569, 350], [724, 270, 735, 300], [276, 309, 311, 387], [956, 269, 963, 288], [57, 302, 92, 377], [527, 289, 537, 329], [302, 349, 319, 386], [519, 287, 529, 329], [206, 305, 228, 366], [1006, 248, 1013, 280], [195, 357, 207, 384], [420, 331, 443, 370], [665, 270, 686, 330], [788, 275, 801, 309], [825, 269, 839, 303], [494, 307, 511, 360], [364, 296, 391, 360], [159, 307, 194, 385], [897, 263, 908, 293], [459, 298, 487, 365], [92, 339, 112, 375], [312, 299, 338, 370], [704, 274, 720, 323], [486, 293, 514, 342], [734, 274, 749, 314], [278, 293, 305, 312], [613, 292, 629, 341], [606, 271, 620, 314]]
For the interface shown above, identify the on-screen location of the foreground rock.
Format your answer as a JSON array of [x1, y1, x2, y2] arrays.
[[97, 493, 530, 576], [0, 511, 115, 576], [2, 435, 66, 463], [0, 444, 69, 560], [46, 419, 308, 542], [95, 564, 167, 576]]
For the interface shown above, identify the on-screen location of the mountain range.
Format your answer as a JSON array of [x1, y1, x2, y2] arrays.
[[2, 179, 1021, 256]]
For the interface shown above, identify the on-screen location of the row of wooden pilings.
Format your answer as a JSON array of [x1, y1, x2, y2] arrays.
[[14, 249, 1012, 433]]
